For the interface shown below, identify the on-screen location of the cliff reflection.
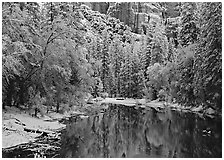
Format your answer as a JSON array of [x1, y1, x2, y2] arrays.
[[60, 104, 221, 158]]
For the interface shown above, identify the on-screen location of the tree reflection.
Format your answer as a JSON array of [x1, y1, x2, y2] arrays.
[[60, 104, 222, 158]]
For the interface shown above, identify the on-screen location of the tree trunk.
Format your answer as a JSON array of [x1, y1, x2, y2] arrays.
[[56, 101, 60, 113], [19, 80, 25, 105], [3, 102, 6, 110], [34, 107, 38, 117], [6, 80, 15, 107]]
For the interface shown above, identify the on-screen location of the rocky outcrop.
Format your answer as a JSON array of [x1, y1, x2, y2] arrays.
[[107, 2, 162, 34], [83, 2, 110, 14], [132, 2, 161, 15], [83, 2, 180, 35], [107, 3, 136, 30]]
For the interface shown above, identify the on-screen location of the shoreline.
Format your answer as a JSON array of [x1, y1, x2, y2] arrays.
[[2, 98, 220, 157]]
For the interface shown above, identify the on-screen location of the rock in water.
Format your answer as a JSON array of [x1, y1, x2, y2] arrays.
[[206, 108, 215, 115]]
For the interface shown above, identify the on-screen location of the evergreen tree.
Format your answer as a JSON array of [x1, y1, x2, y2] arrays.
[[194, 2, 222, 109], [179, 2, 199, 47], [100, 30, 111, 94]]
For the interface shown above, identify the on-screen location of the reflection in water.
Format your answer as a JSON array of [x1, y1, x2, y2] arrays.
[[60, 104, 222, 158]]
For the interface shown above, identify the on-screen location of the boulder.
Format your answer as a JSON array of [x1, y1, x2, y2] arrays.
[[205, 108, 215, 115]]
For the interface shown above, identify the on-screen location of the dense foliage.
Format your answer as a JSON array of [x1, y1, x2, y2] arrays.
[[2, 2, 222, 112]]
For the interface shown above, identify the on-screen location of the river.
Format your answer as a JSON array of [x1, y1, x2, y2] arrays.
[[60, 103, 222, 158]]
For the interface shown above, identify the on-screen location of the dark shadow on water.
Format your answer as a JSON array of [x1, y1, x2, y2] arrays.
[[60, 104, 222, 158]]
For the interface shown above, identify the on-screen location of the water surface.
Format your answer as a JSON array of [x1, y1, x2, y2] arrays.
[[60, 104, 222, 158]]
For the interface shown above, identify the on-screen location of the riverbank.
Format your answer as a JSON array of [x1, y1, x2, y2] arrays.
[[2, 106, 67, 149], [2, 105, 72, 157], [2, 98, 220, 157], [99, 98, 219, 118]]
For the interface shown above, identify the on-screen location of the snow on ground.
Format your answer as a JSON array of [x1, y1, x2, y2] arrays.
[[101, 98, 172, 108], [2, 106, 66, 148], [99, 98, 216, 116], [3, 132, 32, 148], [2, 98, 217, 148], [13, 114, 65, 131], [100, 98, 139, 106]]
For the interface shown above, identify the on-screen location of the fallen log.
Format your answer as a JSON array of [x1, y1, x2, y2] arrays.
[[3, 127, 17, 131], [2, 141, 33, 151], [24, 127, 54, 135]]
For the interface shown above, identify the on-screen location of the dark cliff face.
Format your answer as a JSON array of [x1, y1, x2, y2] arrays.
[[82, 2, 163, 34], [107, 3, 136, 31], [107, 2, 163, 34], [83, 2, 180, 34], [83, 2, 110, 14]]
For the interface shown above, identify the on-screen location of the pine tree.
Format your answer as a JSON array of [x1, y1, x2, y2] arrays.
[[100, 31, 111, 94], [194, 2, 222, 110], [108, 36, 124, 96], [179, 2, 199, 47]]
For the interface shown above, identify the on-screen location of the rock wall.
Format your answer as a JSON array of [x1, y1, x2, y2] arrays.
[[107, 3, 136, 30], [83, 2, 180, 34], [82, 2, 110, 14], [107, 2, 162, 34]]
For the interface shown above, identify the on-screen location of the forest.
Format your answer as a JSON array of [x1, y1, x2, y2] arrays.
[[2, 2, 222, 114], [2, 2, 222, 158]]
